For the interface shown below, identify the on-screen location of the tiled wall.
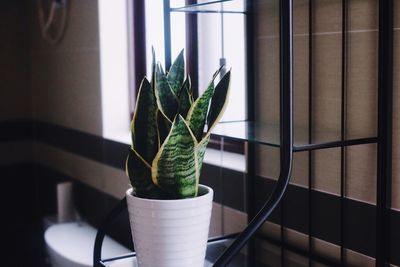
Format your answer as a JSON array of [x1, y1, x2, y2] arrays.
[[254, 0, 398, 265], [0, 1, 33, 166], [0, 1, 30, 122]]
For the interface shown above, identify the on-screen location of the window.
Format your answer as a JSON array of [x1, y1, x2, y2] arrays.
[[98, 0, 132, 142], [145, 0, 247, 122]]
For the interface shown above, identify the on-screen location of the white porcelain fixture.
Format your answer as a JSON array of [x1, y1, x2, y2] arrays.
[[126, 184, 213, 267], [45, 222, 131, 267]]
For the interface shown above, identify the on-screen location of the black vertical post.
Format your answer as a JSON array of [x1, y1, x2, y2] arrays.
[[185, 0, 199, 99], [213, 0, 293, 265], [340, 0, 348, 265], [245, 0, 256, 265], [377, 0, 393, 266], [164, 0, 172, 70], [133, 0, 147, 96], [307, 0, 314, 265]]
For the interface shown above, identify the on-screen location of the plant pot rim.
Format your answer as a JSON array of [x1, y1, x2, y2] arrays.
[[126, 184, 213, 203]]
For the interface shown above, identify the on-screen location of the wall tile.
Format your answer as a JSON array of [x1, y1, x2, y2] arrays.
[[313, 148, 340, 195], [313, 33, 342, 142], [28, 0, 99, 52], [395, 0, 400, 29], [314, 0, 342, 33], [33, 142, 107, 194], [255, 145, 280, 179], [0, 1, 31, 121], [255, 36, 280, 125], [345, 248, 375, 267], [346, 31, 378, 139], [222, 206, 247, 235], [254, 238, 282, 266], [348, 0, 378, 31], [30, 50, 102, 135], [346, 144, 377, 204], [0, 141, 33, 165], [255, 0, 279, 38], [209, 203, 223, 237]]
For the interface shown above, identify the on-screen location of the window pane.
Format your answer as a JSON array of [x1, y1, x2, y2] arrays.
[[198, 12, 246, 122]]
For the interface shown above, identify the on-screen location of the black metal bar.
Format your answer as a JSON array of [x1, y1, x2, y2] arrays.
[[293, 137, 378, 152], [185, 0, 199, 99], [163, 0, 172, 70], [245, 0, 256, 265], [133, 0, 146, 96], [376, 0, 393, 266], [170, 10, 245, 14], [340, 0, 348, 265], [213, 0, 294, 265], [307, 0, 314, 265], [93, 198, 128, 267]]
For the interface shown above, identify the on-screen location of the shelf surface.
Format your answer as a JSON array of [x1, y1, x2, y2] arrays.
[[170, 0, 246, 14], [100, 237, 247, 267], [210, 120, 378, 151]]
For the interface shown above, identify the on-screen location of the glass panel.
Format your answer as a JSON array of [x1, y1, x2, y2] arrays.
[[210, 121, 377, 148], [170, 0, 246, 14], [197, 12, 246, 122], [101, 238, 248, 266]]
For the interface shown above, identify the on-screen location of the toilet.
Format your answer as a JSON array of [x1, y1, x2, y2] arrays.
[[44, 221, 131, 267]]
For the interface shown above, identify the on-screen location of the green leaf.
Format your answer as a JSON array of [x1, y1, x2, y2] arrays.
[[155, 64, 179, 121], [131, 78, 158, 163], [178, 77, 192, 118], [126, 148, 166, 199], [157, 110, 172, 147], [167, 50, 185, 95], [151, 115, 199, 198], [206, 70, 231, 135], [186, 67, 222, 141], [196, 135, 210, 174]]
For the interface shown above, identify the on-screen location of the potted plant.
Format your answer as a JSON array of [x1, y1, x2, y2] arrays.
[[125, 49, 231, 267]]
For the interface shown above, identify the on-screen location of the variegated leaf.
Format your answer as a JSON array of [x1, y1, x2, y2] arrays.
[[126, 148, 166, 199], [155, 64, 179, 121], [152, 115, 199, 198], [186, 67, 222, 141], [206, 70, 231, 136], [131, 78, 158, 163], [178, 77, 192, 117], [157, 110, 172, 147], [196, 135, 210, 174], [167, 49, 185, 95]]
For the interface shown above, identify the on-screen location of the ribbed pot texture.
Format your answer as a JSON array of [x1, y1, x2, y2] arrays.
[[126, 185, 213, 267]]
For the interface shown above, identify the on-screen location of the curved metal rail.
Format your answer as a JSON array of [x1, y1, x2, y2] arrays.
[[93, 197, 127, 267], [213, 0, 293, 265], [94, 0, 293, 266]]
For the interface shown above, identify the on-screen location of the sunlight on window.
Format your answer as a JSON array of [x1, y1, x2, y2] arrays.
[[146, 1, 246, 122], [145, 0, 186, 77], [98, 0, 131, 141]]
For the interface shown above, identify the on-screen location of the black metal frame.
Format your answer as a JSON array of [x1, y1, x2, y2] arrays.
[[377, 0, 394, 265], [94, 0, 395, 266]]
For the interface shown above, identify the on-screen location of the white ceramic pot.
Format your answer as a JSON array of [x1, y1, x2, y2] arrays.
[[126, 185, 213, 267]]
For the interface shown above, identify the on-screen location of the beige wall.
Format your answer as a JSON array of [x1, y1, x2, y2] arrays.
[[0, 1, 32, 165], [29, 0, 102, 135], [0, 1, 31, 121]]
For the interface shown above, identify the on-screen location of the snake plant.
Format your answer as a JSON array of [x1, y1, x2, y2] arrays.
[[126, 49, 230, 199]]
